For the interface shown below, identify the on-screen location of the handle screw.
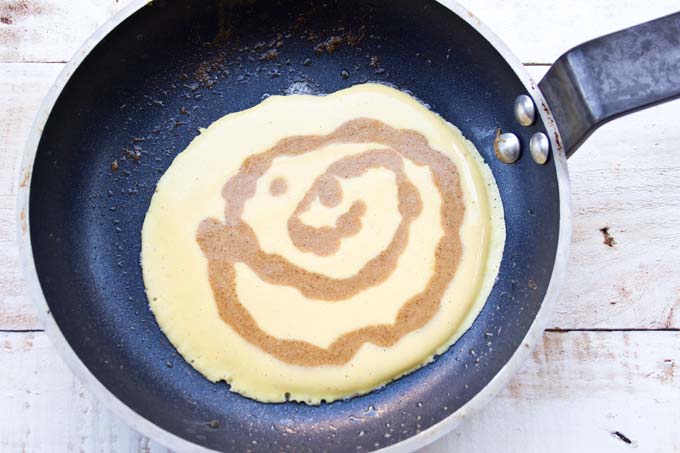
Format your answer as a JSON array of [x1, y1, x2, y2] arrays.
[[530, 132, 550, 164], [494, 132, 521, 164], [514, 95, 536, 126]]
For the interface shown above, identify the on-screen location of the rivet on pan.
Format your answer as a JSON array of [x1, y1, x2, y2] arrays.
[[514, 95, 536, 126], [529, 132, 550, 164], [494, 131, 521, 164]]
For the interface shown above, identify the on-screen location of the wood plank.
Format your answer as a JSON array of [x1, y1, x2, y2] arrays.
[[0, 63, 61, 330], [426, 330, 680, 453], [0, 63, 60, 195], [526, 66, 680, 330], [558, 106, 680, 330], [1, 331, 677, 452], [0, 332, 170, 452], [0, 0, 127, 63], [1, 0, 679, 64], [457, 0, 680, 64], [1, 63, 679, 330]]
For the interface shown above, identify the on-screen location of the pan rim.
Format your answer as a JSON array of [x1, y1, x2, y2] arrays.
[[15, 0, 571, 452]]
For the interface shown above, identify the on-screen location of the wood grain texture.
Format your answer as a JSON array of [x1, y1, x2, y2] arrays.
[[0, 332, 170, 452], [0, 63, 60, 330], [528, 67, 680, 330], [1, 331, 677, 452], [1, 0, 679, 63], [0, 0, 128, 63], [426, 330, 680, 453], [456, 0, 680, 64]]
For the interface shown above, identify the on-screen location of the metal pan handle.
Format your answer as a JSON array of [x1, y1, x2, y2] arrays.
[[539, 12, 680, 157]]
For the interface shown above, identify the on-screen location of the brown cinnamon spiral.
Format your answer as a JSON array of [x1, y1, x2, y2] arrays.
[[197, 118, 464, 366]]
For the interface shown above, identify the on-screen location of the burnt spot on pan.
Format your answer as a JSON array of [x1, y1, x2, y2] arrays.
[[103, 0, 389, 182], [178, 0, 378, 98], [19, 209, 27, 233], [553, 131, 563, 151], [18, 168, 30, 188]]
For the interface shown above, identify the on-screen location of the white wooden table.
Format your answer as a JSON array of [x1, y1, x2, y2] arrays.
[[1, 1, 679, 451]]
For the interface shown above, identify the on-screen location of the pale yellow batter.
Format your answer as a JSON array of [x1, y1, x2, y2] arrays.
[[141, 83, 505, 404]]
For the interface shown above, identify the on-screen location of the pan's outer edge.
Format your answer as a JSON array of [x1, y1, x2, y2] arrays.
[[15, 1, 571, 452]]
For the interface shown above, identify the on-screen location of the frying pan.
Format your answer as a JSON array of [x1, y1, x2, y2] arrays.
[[17, 0, 680, 451]]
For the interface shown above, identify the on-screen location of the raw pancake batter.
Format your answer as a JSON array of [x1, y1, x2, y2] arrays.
[[141, 83, 505, 404]]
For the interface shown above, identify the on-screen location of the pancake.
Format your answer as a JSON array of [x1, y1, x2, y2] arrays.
[[141, 83, 505, 404]]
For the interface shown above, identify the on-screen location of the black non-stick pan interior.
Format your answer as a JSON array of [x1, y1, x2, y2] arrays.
[[29, 0, 559, 450]]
